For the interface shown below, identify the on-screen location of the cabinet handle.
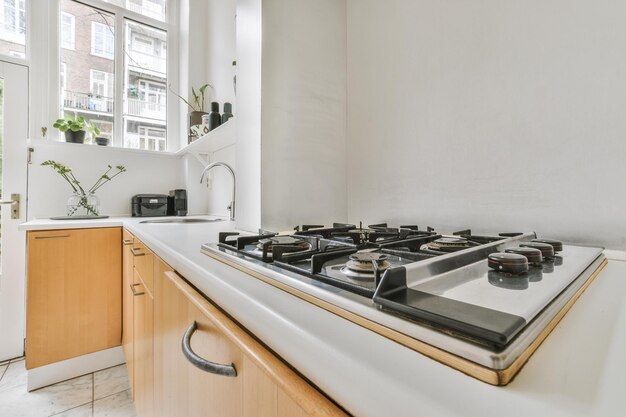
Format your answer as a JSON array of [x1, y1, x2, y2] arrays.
[[182, 321, 237, 377], [130, 283, 145, 296], [130, 248, 145, 257], [34, 234, 70, 240], [123, 239, 133, 246]]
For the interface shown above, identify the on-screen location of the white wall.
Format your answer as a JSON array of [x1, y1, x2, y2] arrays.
[[234, 0, 262, 231], [206, 0, 237, 110], [28, 141, 183, 219], [260, 0, 348, 230], [346, 0, 626, 249]]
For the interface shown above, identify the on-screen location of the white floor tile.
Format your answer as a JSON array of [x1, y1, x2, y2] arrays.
[[0, 374, 93, 417], [93, 365, 130, 401], [52, 403, 93, 417], [93, 390, 136, 417], [0, 364, 8, 380], [0, 359, 27, 392]]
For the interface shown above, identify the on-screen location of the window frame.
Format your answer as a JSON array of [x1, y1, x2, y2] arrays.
[[52, 0, 178, 151]]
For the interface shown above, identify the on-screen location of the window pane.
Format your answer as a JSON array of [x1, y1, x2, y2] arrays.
[[60, 0, 114, 144], [103, 0, 166, 22], [61, 12, 75, 49], [0, 0, 27, 58], [124, 20, 166, 150]]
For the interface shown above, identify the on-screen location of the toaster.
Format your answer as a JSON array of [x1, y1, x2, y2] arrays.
[[131, 194, 169, 217]]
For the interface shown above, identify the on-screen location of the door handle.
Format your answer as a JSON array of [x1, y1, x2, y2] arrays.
[[0, 194, 20, 219], [181, 321, 237, 377], [35, 234, 70, 240], [123, 239, 133, 246], [130, 283, 145, 296], [130, 248, 146, 257]]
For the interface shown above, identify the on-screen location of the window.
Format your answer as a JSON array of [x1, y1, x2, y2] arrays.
[[90, 69, 114, 97], [0, 0, 26, 58], [60, 0, 169, 151], [91, 22, 114, 59], [138, 126, 165, 151], [123, 20, 167, 150], [61, 12, 75, 49]]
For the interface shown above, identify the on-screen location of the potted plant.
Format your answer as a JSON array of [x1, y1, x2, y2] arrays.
[[170, 83, 214, 143], [53, 115, 88, 143], [87, 122, 109, 146], [41, 160, 127, 217]]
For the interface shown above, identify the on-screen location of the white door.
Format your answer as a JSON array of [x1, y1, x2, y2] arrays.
[[0, 61, 28, 361]]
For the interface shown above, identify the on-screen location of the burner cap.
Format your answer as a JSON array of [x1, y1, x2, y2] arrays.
[[488, 253, 529, 274], [505, 247, 543, 264], [349, 252, 388, 262], [520, 242, 555, 259], [346, 252, 391, 273], [532, 239, 563, 252], [257, 236, 310, 254], [427, 237, 470, 252]]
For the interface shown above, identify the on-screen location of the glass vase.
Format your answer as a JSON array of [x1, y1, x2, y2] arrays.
[[67, 192, 100, 217]]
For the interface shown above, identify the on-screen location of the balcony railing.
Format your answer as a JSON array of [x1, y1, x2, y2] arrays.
[[63, 91, 113, 114], [127, 49, 166, 74], [126, 98, 166, 120]]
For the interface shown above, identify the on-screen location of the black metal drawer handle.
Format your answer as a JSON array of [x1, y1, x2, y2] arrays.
[[35, 235, 70, 240], [181, 321, 237, 377], [130, 248, 145, 257]]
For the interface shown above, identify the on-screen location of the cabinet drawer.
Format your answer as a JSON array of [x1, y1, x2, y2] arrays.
[[132, 238, 154, 293], [157, 270, 347, 417]]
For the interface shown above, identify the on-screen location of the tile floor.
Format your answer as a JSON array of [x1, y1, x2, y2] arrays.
[[0, 357, 136, 417]]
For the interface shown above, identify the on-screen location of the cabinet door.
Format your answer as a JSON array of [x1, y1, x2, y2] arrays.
[[132, 271, 153, 417], [26, 228, 122, 369], [155, 265, 243, 417], [122, 229, 135, 395]]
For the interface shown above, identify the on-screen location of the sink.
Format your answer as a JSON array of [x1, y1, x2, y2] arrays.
[[140, 218, 224, 224]]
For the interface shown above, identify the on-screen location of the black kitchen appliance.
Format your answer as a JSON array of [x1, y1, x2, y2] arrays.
[[167, 189, 188, 216], [131, 194, 169, 217], [202, 221, 606, 385]]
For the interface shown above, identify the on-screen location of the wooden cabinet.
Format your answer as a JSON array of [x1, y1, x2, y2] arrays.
[[26, 228, 122, 369], [133, 270, 154, 417], [123, 229, 346, 417], [122, 229, 135, 394]]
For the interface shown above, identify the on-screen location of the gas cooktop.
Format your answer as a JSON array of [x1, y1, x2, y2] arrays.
[[201, 222, 606, 385]]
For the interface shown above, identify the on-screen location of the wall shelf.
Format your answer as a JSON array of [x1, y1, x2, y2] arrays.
[[175, 119, 236, 164]]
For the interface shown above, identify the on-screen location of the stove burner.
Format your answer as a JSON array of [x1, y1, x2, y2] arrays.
[[427, 237, 471, 252], [345, 252, 391, 274], [257, 236, 311, 254]]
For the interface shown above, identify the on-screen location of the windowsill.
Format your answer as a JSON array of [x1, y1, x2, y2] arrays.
[[27, 138, 179, 158]]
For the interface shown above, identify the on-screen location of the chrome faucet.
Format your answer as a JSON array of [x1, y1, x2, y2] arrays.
[[200, 162, 236, 221]]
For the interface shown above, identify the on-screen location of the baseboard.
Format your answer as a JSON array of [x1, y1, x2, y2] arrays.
[[27, 346, 125, 391]]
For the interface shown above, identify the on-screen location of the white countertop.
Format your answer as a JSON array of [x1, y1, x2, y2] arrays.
[[20, 218, 626, 417]]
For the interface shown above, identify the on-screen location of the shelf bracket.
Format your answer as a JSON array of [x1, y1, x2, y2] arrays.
[[189, 150, 211, 167]]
